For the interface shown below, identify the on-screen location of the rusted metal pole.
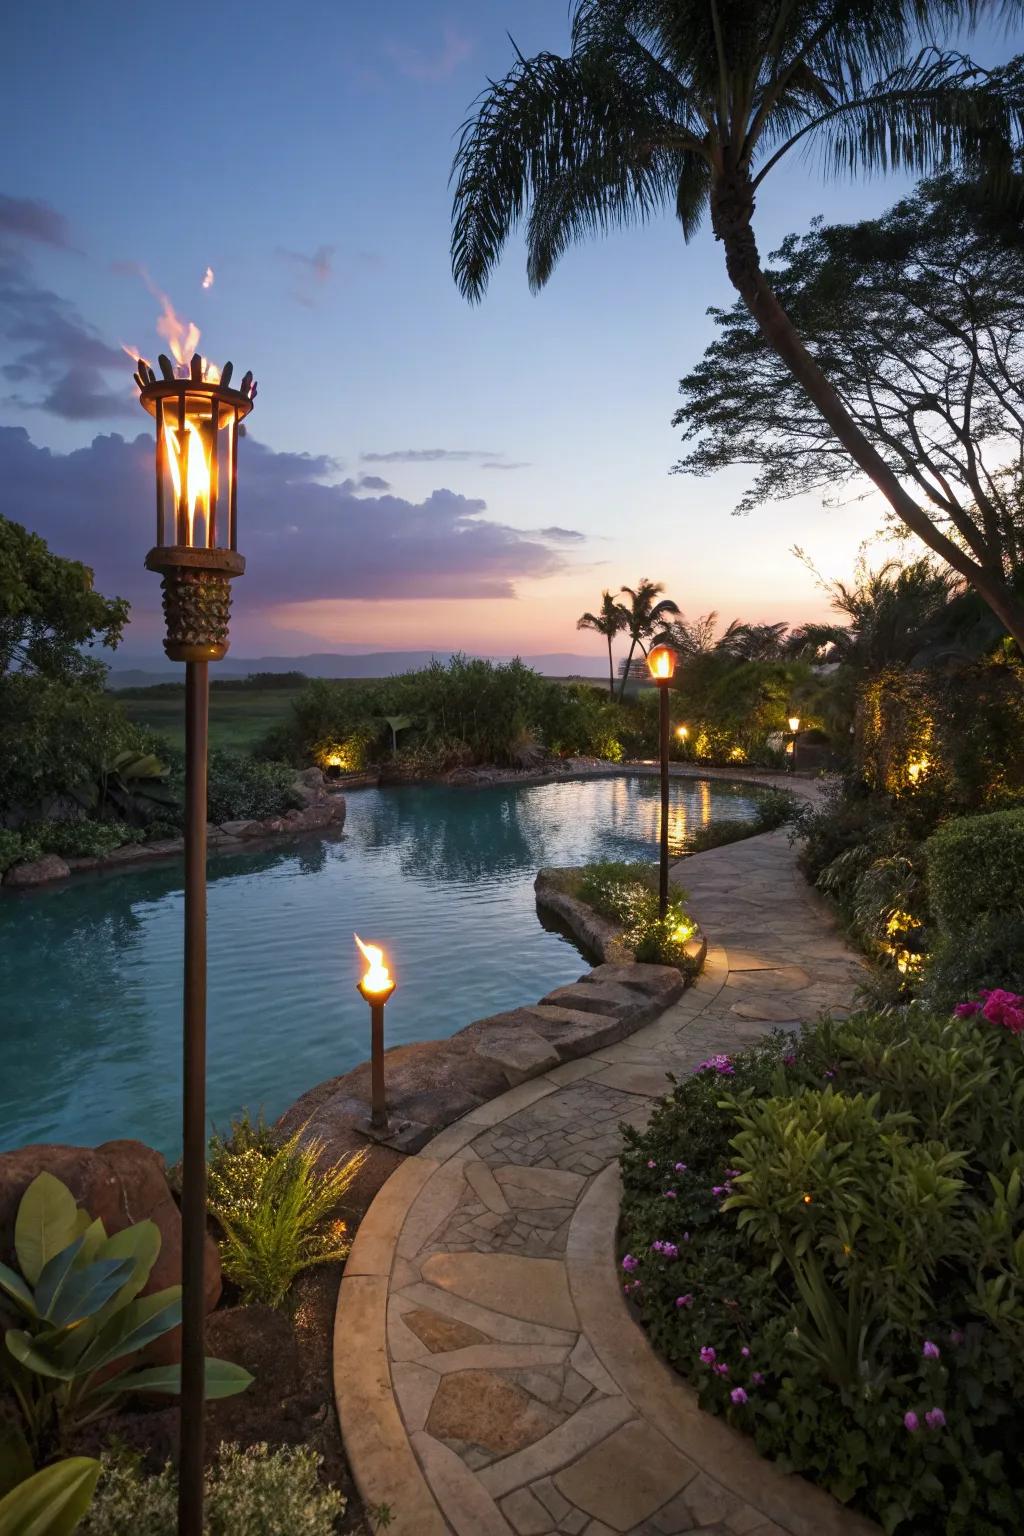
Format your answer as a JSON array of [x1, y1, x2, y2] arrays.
[[179, 659, 209, 1536], [370, 1001, 388, 1130], [659, 682, 670, 918]]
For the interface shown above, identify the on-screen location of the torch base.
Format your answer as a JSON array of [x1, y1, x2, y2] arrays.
[[145, 547, 245, 663]]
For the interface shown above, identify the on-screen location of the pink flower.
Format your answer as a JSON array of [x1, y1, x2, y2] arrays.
[[925, 1407, 946, 1430], [783, 1053, 797, 1066], [695, 1054, 735, 1076], [699, 1346, 716, 1364], [954, 1002, 980, 1018], [675, 1294, 694, 1308], [712, 1362, 730, 1377], [740, 1346, 751, 1358], [904, 1411, 920, 1432], [751, 1371, 765, 1386], [621, 1254, 639, 1272], [960, 989, 1024, 1034], [674, 1162, 688, 1173], [647, 1159, 657, 1169], [725, 1170, 742, 1179], [922, 1340, 940, 1360], [730, 1387, 748, 1405], [664, 1189, 677, 1199]]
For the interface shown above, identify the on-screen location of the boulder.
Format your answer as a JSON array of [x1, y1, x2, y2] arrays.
[[0, 1140, 220, 1362], [473, 1026, 560, 1086], [3, 854, 70, 887], [293, 766, 326, 806], [540, 980, 655, 1026]]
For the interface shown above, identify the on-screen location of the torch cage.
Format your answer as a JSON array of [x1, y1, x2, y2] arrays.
[[137, 363, 255, 553]]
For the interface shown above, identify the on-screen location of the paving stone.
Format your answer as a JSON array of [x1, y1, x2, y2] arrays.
[[421, 1343, 571, 1376], [412, 1430, 516, 1536], [427, 1369, 563, 1455], [728, 998, 804, 1024], [404, 1308, 489, 1354], [422, 1251, 578, 1330], [467, 1160, 513, 1214], [552, 1421, 698, 1532], [651, 1474, 743, 1531], [516, 1367, 567, 1406], [501, 1486, 557, 1534], [526, 1006, 626, 1060], [590, 1063, 673, 1097], [541, 982, 653, 1025], [396, 1281, 577, 1346], [533, 1477, 572, 1521], [585, 964, 685, 1005], [480, 1397, 636, 1499], [393, 1360, 441, 1432], [561, 1513, 588, 1534], [568, 1336, 618, 1397]]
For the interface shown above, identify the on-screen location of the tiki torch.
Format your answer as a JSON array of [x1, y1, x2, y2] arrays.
[[355, 935, 396, 1130]]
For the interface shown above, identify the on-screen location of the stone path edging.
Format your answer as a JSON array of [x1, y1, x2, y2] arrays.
[[335, 780, 879, 1536]]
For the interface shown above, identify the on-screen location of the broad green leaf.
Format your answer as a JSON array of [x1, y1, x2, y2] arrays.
[[32, 1240, 83, 1319], [0, 1457, 100, 1536], [0, 1262, 38, 1320], [4, 1330, 76, 1383], [89, 1221, 160, 1321], [97, 1356, 253, 1399], [74, 1219, 107, 1267], [78, 1286, 181, 1373], [38, 1253, 135, 1330], [0, 1422, 32, 1500], [14, 1176, 79, 1287]]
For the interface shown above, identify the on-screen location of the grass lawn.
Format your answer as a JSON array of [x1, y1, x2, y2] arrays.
[[116, 686, 302, 753]]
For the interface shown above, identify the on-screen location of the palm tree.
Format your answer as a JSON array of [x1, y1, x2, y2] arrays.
[[617, 578, 681, 698], [577, 589, 628, 691], [787, 556, 961, 669], [451, 2, 1024, 647], [715, 619, 791, 660]]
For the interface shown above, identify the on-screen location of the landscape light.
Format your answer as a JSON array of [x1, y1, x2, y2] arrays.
[[676, 725, 689, 740], [647, 644, 678, 682], [788, 715, 801, 735], [646, 646, 678, 915]]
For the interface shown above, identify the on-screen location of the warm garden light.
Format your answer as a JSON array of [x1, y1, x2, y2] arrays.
[[354, 934, 396, 1131], [788, 715, 801, 734], [676, 724, 689, 740], [135, 352, 257, 663], [907, 756, 930, 785], [647, 644, 677, 682]]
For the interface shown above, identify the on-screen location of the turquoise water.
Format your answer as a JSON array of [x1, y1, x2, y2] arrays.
[[0, 775, 765, 1157]]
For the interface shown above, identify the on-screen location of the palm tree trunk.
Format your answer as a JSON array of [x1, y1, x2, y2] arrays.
[[711, 171, 1024, 653], [617, 637, 637, 702], [606, 635, 615, 695]]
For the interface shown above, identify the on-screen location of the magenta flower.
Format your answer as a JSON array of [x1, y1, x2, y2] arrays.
[[922, 1340, 940, 1360], [621, 1254, 639, 1272], [730, 1387, 748, 1405], [925, 1407, 946, 1430], [751, 1371, 765, 1386], [695, 1054, 735, 1076], [682, 1231, 690, 1242], [650, 1241, 679, 1260], [725, 1169, 741, 1179], [958, 989, 1024, 1034], [954, 1002, 980, 1018], [674, 1162, 688, 1173], [904, 1411, 920, 1432], [647, 1159, 657, 1169], [740, 1346, 751, 1358], [699, 1346, 716, 1365], [712, 1361, 730, 1377], [823, 1069, 836, 1079], [664, 1189, 677, 1199], [675, 1294, 694, 1309], [949, 1329, 964, 1346], [783, 1053, 797, 1066]]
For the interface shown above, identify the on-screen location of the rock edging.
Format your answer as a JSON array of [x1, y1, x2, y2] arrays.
[[534, 866, 708, 973]]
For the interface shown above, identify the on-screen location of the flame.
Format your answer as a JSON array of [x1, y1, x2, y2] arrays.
[[164, 420, 211, 545], [202, 266, 215, 290], [125, 272, 220, 382], [355, 933, 393, 995], [650, 650, 673, 679]]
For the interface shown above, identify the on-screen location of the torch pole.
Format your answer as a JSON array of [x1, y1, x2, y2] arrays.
[[370, 1001, 388, 1130], [179, 659, 210, 1536], [658, 682, 670, 918]]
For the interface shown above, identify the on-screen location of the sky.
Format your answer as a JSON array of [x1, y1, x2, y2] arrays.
[[3, 2, 1021, 663]]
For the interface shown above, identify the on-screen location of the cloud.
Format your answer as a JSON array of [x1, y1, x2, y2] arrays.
[[0, 195, 74, 250], [0, 427, 574, 623], [481, 461, 530, 471], [536, 526, 586, 543], [277, 245, 335, 307], [361, 448, 500, 464], [384, 23, 472, 82]]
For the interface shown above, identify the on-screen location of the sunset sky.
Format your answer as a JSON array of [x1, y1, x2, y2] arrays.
[[4, 2, 1021, 663]]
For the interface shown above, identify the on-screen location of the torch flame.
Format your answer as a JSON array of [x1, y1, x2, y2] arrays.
[[355, 934, 393, 995], [202, 266, 215, 290], [124, 272, 221, 384], [651, 652, 671, 678], [164, 420, 211, 545]]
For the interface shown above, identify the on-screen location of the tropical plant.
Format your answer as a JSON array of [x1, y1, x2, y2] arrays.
[[0, 1457, 100, 1536], [674, 168, 1024, 601], [615, 580, 681, 700], [788, 556, 961, 671], [715, 619, 790, 661], [451, 3, 1024, 647], [79, 1443, 345, 1536], [576, 590, 628, 692], [206, 1122, 366, 1308], [0, 517, 127, 685], [205, 751, 302, 825], [0, 1173, 251, 1464]]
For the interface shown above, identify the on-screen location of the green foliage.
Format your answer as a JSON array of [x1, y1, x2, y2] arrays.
[[0, 830, 26, 873], [619, 1007, 1024, 1533], [79, 1443, 345, 1536], [0, 1173, 251, 1463], [18, 820, 143, 861], [687, 789, 797, 853], [205, 752, 302, 825], [572, 861, 700, 973], [0, 1457, 101, 1536], [673, 653, 817, 765], [207, 1120, 365, 1308], [0, 675, 146, 820], [923, 809, 1024, 1006], [0, 517, 127, 684]]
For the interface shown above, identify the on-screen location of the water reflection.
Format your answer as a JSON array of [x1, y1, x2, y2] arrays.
[[0, 775, 766, 1157]]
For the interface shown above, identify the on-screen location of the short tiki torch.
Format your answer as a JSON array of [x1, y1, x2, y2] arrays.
[[355, 935, 396, 1130]]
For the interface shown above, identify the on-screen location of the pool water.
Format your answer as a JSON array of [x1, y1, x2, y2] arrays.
[[0, 774, 766, 1157]]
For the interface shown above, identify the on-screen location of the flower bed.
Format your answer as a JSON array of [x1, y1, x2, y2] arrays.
[[618, 996, 1024, 1535], [536, 859, 705, 974]]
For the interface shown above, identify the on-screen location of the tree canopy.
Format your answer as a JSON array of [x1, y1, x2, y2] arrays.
[[0, 516, 128, 683], [674, 169, 1024, 581]]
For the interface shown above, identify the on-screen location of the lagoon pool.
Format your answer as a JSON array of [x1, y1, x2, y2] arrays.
[[0, 774, 768, 1157]]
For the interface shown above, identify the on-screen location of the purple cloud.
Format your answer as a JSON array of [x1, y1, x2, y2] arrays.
[[361, 448, 500, 463], [384, 23, 472, 82], [0, 427, 574, 625], [0, 195, 74, 250]]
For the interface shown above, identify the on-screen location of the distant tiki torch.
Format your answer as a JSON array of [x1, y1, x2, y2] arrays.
[[355, 935, 396, 1130]]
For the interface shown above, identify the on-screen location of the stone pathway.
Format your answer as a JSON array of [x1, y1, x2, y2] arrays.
[[335, 811, 877, 1536]]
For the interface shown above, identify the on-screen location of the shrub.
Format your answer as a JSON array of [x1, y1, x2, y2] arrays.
[[925, 808, 1024, 936], [207, 1120, 365, 1307], [0, 674, 144, 819], [206, 752, 302, 825], [572, 862, 700, 973], [0, 827, 26, 871], [687, 788, 797, 854], [79, 1443, 345, 1536], [19, 819, 142, 859], [619, 1007, 1024, 1533], [0, 1173, 250, 1464]]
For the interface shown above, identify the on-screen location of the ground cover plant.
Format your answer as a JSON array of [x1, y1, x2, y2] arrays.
[[559, 860, 702, 972], [619, 1002, 1024, 1534]]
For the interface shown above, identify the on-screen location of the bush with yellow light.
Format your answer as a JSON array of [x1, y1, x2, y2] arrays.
[[571, 860, 701, 974], [619, 1002, 1024, 1535]]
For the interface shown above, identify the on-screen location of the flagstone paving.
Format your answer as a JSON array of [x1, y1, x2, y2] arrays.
[[335, 787, 878, 1536]]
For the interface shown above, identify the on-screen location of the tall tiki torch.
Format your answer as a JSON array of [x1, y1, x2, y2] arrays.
[[355, 935, 396, 1130], [135, 349, 256, 1536], [646, 644, 678, 917]]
